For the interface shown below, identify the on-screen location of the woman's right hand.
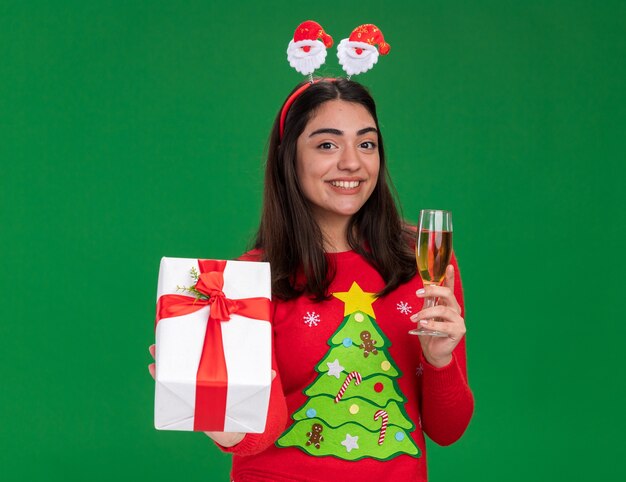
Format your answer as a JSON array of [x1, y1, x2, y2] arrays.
[[148, 344, 275, 448]]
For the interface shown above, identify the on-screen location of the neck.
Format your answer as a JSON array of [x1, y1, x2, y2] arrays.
[[317, 216, 353, 253]]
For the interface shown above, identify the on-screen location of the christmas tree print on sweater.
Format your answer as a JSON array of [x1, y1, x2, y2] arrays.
[[276, 282, 420, 460]]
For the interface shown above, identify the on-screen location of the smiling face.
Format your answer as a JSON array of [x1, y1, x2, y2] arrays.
[[295, 99, 380, 231]]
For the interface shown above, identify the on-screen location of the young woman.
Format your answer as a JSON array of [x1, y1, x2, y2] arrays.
[[150, 79, 473, 481]]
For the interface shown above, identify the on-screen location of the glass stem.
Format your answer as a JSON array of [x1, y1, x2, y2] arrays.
[[424, 295, 436, 322]]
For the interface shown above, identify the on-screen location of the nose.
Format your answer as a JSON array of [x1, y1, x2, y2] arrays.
[[337, 145, 360, 171]]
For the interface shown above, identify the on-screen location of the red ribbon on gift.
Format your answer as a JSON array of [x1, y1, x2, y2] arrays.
[[155, 259, 270, 431]]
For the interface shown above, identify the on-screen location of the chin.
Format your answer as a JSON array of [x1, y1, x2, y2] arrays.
[[331, 204, 367, 218]]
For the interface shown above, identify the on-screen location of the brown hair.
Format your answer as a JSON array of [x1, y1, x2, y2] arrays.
[[254, 79, 415, 300]]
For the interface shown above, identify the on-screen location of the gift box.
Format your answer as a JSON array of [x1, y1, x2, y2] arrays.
[[154, 257, 272, 432]]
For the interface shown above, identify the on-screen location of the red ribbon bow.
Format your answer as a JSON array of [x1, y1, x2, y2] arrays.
[[155, 259, 270, 431], [194, 271, 240, 322]]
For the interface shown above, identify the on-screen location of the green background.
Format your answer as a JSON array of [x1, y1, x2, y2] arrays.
[[1, 1, 624, 480]]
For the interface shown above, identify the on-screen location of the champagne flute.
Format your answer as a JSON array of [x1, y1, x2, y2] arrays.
[[409, 209, 453, 336]]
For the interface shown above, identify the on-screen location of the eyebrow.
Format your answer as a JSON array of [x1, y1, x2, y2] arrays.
[[308, 127, 378, 137]]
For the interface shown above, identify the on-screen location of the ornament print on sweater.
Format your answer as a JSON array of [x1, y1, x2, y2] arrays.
[[276, 282, 420, 460]]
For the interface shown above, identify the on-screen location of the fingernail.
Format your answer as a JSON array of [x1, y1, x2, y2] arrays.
[[419, 320, 429, 326], [410, 315, 418, 322], [416, 289, 425, 296]]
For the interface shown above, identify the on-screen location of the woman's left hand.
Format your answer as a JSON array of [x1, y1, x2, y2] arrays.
[[410, 264, 466, 367]]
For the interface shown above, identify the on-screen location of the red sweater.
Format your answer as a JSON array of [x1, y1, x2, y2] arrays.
[[220, 250, 473, 482]]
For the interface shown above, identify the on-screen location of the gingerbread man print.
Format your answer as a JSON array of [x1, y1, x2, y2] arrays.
[[359, 330, 378, 358], [306, 423, 324, 449]]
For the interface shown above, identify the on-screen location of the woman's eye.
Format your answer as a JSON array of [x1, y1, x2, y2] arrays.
[[360, 141, 377, 149], [318, 142, 334, 150]]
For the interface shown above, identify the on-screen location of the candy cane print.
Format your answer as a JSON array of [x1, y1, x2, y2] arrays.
[[334, 371, 362, 403], [374, 410, 388, 445]]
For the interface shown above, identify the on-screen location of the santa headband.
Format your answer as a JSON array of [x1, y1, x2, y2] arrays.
[[281, 20, 390, 139]]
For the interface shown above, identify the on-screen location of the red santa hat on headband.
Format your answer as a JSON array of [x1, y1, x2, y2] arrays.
[[287, 20, 334, 75], [337, 24, 390, 76]]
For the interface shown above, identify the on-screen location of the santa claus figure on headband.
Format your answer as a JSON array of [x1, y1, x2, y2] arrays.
[[286, 20, 334, 76], [337, 24, 391, 76]]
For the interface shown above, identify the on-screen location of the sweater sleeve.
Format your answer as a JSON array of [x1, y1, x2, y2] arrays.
[[419, 251, 474, 446], [213, 284, 289, 456]]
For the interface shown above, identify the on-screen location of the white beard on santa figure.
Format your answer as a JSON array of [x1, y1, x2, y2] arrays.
[[337, 39, 380, 76], [287, 39, 328, 75]]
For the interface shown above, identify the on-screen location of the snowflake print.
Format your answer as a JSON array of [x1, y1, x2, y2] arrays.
[[415, 363, 424, 377], [303, 311, 321, 327], [396, 301, 412, 315]]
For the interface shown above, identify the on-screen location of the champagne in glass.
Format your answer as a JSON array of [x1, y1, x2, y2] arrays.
[[409, 209, 453, 336]]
